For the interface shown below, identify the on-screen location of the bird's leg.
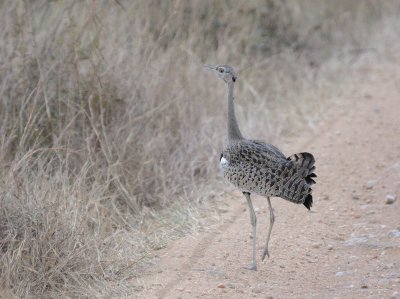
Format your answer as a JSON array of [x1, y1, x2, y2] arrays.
[[243, 192, 257, 271], [262, 197, 274, 261]]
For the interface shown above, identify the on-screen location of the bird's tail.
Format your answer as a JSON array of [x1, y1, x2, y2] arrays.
[[288, 152, 316, 183], [286, 152, 317, 210]]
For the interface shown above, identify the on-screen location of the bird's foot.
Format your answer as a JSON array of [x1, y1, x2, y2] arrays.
[[261, 249, 270, 261], [242, 263, 257, 271]]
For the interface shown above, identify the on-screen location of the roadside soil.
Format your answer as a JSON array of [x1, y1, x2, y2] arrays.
[[129, 66, 400, 298]]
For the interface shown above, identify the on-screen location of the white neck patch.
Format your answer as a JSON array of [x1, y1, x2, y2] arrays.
[[220, 157, 229, 169]]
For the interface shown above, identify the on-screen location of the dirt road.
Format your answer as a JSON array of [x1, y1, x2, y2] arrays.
[[131, 67, 400, 298]]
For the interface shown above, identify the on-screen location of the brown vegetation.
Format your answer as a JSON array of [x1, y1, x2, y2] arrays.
[[1, 1, 399, 297]]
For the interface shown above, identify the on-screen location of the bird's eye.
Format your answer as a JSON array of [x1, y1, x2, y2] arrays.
[[218, 68, 224, 73]]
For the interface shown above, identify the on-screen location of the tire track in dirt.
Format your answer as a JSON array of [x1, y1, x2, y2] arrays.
[[155, 202, 245, 298]]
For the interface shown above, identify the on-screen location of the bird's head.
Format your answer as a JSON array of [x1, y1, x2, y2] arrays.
[[206, 64, 237, 84]]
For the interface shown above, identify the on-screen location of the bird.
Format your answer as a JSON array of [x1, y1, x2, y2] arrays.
[[206, 64, 316, 271]]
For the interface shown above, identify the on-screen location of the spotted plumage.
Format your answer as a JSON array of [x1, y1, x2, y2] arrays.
[[220, 140, 315, 209]]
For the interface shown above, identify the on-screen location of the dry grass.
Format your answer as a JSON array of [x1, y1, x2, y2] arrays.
[[1, 0, 399, 297]]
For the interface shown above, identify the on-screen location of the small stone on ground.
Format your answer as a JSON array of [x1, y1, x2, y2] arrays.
[[385, 194, 396, 204]]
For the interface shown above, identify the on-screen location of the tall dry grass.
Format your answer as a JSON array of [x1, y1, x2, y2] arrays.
[[1, 0, 399, 297]]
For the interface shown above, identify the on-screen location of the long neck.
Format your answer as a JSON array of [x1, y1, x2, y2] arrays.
[[227, 81, 243, 141]]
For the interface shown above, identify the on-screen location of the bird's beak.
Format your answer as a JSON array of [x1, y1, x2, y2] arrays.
[[204, 64, 216, 71]]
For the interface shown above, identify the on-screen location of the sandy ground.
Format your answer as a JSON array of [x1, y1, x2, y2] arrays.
[[129, 67, 400, 299]]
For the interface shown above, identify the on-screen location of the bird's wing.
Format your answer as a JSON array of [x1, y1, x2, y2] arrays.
[[248, 140, 286, 159], [224, 139, 290, 169]]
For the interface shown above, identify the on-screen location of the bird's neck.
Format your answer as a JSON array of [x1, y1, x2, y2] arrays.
[[227, 82, 243, 141]]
